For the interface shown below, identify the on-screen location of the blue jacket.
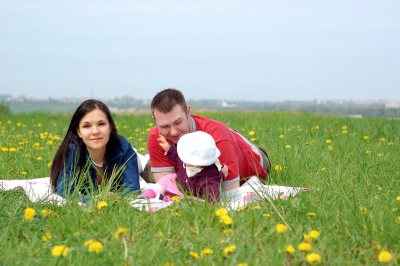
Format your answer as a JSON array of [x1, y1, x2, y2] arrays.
[[56, 135, 140, 202]]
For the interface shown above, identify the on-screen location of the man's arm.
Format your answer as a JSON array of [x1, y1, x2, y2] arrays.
[[223, 179, 240, 191], [153, 171, 174, 183]]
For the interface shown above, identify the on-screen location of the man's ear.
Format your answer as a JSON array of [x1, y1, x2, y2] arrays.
[[186, 105, 191, 116]]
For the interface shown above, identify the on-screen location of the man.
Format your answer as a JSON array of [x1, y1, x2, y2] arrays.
[[147, 88, 270, 191]]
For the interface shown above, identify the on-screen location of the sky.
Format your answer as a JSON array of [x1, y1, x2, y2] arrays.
[[0, 0, 399, 102]]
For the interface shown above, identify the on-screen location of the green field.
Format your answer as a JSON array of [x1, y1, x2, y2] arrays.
[[1, 111, 399, 265]]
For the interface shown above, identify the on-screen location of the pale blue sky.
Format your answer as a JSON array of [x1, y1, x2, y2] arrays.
[[0, 0, 399, 101]]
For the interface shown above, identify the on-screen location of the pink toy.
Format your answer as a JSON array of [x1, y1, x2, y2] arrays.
[[141, 174, 184, 201]]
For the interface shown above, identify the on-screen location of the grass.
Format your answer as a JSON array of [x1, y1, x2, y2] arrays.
[[0, 111, 399, 265]]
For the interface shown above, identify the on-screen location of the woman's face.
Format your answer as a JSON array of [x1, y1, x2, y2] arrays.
[[77, 109, 111, 153]]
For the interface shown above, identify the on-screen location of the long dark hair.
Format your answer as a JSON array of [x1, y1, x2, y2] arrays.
[[50, 99, 120, 189]]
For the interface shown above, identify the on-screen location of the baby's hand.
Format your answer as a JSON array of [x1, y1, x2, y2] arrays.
[[221, 164, 229, 177], [157, 135, 171, 152]]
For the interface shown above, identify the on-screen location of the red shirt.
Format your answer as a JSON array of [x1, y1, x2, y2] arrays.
[[147, 115, 267, 185]]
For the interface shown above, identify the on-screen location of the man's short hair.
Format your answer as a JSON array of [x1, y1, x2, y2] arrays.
[[151, 88, 187, 114]]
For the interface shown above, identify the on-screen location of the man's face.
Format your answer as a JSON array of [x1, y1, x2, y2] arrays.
[[153, 104, 191, 143]]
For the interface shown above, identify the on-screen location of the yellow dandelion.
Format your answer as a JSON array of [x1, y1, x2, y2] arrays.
[[47, 162, 52, 168], [237, 263, 248, 266], [284, 144, 292, 149], [395, 216, 400, 224], [237, 206, 245, 212], [83, 239, 94, 247], [306, 252, 322, 264], [189, 251, 200, 259], [21, 171, 28, 176], [171, 196, 181, 202], [36, 156, 43, 161], [223, 245, 236, 256], [9, 147, 16, 152], [96, 200, 108, 210], [88, 241, 103, 254], [248, 130, 255, 136], [275, 223, 288, 233], [393, 208, 399, 212], [378, 251, 393, 263], [363, 135, 369, 140], [51, 245, 69, 257], [33, 142, 40, 148], [360, 207, 368, 214], [341, 125, 348, 130], [262, 213, 271, 218], [220, 214, 233, 225], [42, 232, 53, 242], [373, 244, 382, 251], [24, 207, 35, 221], [200, 248, 213, 256], [278, 134, 285, 138], [220, 239, 228, 244], [378, 137, 385, 142], [1, 147, 9, 152], [388, 141, 394, 145], [223, 229, 233, 234], [156, 231, 165, 238], [309, 230, 320, 239], [308, 212, 316, 217], [396, 195, 400, 201], [215, 208, 228, 217], [285, 245, 295, 254], [303, 233, 313, 243], [274, 164, 283, 172], [298, 242, 312, 252], [251, 205, 261, 210], [325, 139, 332, 144], [114, 227, 128, 239], [250, 138, 257, 142], [41, 209, 50, 217]]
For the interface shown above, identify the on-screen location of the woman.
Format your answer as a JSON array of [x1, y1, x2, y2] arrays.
[[50, 99, 140, 202]]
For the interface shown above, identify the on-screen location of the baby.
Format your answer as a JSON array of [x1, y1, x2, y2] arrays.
[[158, 131, 228, 203]]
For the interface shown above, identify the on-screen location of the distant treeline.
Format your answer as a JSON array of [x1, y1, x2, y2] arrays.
[[1, 96, 399, 119]]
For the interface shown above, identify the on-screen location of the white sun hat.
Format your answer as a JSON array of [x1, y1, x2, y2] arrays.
[[177, 131, 221, 166]]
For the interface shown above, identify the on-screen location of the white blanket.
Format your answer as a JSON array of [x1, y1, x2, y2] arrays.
[[0, 175, 307, 212]]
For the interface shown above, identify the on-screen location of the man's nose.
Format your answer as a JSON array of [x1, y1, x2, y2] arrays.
[[169, 125, 179, 136]]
